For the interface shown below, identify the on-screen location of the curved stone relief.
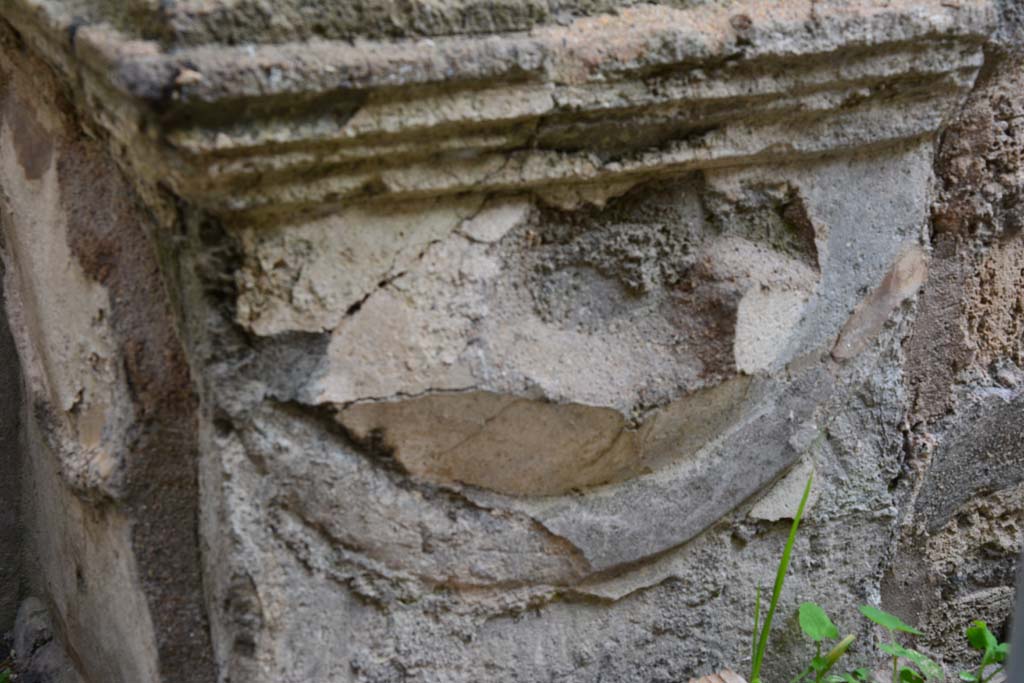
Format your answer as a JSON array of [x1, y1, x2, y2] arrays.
[[3, 1, 1019, 682], [216, 142, 935, 586]]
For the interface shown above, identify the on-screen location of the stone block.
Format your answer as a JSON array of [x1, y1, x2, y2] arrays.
[[0, 1, 1021, 682]]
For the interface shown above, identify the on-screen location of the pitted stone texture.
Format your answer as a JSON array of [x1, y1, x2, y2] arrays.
[[4, 1, 989, 219], [291, 183, 737, 410], [0, 91, 130, 499], [13, 597, 83, 683], [885, 51, 1024, 675], [293, 146, 931, 504], [915, 394, 1024, 535], [883, 393, 1024, 672], [62, 0, 715, 46], [208, 146, 939, 591], [191, 140, 945, 682], [201, 355, 907, 683], [3, 1, 1019, 682], [0, 33, 215, 683], [232, 403, 589, 588]]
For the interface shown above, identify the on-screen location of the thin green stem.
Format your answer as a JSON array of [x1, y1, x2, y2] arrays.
[[891, 654, 898, 683], [815, 634, 856, 683], [750, 472, 814, 683]]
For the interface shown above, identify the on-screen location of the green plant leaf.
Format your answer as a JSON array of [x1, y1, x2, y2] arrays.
[[881, 642, 944, 681], [900, 668, 926, 683], [958, 673, 978, 682], [881, 642, 908, 657], [966, 621, 997, 654], [0, 669, 10, 683], [800, 602, 840, 642], [992, 642, 1009, 663], [860, 605, 924, 635], [827, 669, 870, 683], [910, 653, 943, 681]]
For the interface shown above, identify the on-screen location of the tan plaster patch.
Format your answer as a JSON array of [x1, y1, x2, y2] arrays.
[[339, 391, 639, 497], [833, 245, 927, 360], [234, 197, 483, 335], [0, 117, 128, 496]]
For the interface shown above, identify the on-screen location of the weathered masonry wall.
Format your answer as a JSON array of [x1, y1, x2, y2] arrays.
[[885, 43, 1024, 656], [0, 1, 1022, 682], [0, 25, 213, 682]]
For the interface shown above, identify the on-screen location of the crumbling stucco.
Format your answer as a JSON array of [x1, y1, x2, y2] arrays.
[[0, 1, 1021, 682], [884, 48, 1024, 671], [0, 27, 214, 683]]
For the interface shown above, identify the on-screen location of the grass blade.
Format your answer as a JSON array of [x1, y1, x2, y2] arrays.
[[751, 471, 815, 683]]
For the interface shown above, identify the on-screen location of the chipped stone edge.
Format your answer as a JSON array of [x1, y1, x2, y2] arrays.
[[2, 0, 995, 218]]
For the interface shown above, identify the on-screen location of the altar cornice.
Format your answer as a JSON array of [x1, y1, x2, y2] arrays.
[[6, 0, 995, 219]]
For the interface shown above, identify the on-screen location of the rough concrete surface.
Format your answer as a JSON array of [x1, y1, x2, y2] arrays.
[[0, 0, 1021, 682], [884, 48, 1024, 668], [0, 22, 213, 683], [13, 596, 83, 683]]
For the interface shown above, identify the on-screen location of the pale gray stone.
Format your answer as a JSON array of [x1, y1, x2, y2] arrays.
[[1, 2, 1022, 683]]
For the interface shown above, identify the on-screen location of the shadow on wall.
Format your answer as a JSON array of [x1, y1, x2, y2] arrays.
[[0, 255, 23, 630]]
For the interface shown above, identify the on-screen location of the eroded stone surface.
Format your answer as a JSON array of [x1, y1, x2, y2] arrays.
[[191, 140, 944, 682], [170, 134, 950, 683], [884, 51, 1024, 670], [235, 198, 484, 336], [832, 246, 928, 360], [1, 1, 1021, 683], [0, 31, 214, 683], [0, 95, 129, 499], [304, 146, 929, 505]]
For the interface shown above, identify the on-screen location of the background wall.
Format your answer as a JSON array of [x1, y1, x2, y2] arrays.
[[0, 257, 23, 631]]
